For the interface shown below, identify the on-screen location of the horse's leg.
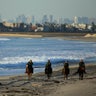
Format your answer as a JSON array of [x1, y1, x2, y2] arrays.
[[64, 74, 66, 80], [79, 72, 81, 80], [79, 72, 83, 80], [64, 74, 68, 80], [47, 74, 50, 79], [81, 72, 83, 80], [66, 74, 68, 80]]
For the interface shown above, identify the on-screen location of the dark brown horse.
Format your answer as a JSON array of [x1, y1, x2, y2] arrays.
[[77, 66, 86, 80], [62, 61, 70, 80], [45, 60, 52, 79], [75, 59, 86, 80], [25, 60, 33, 80]]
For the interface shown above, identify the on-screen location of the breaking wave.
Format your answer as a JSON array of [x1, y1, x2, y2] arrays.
[[0, 37, 10, 41]]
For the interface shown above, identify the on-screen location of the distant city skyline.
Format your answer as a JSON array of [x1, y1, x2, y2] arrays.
[[0, 0, 96, 21], [1, 14, 96, 25]]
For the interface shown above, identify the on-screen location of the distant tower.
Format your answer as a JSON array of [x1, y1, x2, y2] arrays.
[[49, 15, 53, 23], [74, 16, 78, 24], [26, 16, 32, 24], [0, 15, 2, 22], [42, 15, 48, 24], [59, 18, 63, 24], [16, 14, 26, 23], [32, 16, 35, 24]]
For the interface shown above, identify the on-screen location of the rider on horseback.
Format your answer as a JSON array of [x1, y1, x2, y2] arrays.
[[77, 59, 86, 80]]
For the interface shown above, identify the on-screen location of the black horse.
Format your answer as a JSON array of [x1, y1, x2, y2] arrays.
[[62, 61, 70, 80], [77, 66, 86, 80], [45, 60, 52, 79], [75, 59, 86, 80]]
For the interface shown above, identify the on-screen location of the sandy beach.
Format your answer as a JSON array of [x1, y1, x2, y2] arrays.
[[0, 32, 96, 96], [0, 64, 96, 96], [0, 33, 42, 38], [0, 32, 96, 42]]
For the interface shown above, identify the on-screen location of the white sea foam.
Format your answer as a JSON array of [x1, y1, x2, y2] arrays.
[[0, 38, 10, 41], [0, 51, 96, 65], [0, 68, 9, 70], [0, 56, 47, 65]]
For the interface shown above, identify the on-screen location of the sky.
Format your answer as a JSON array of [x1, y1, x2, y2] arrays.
[[0, 0, 96, 20]]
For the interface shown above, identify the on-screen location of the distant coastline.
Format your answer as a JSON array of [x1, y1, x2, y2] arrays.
[[0, 32, 96, 42]]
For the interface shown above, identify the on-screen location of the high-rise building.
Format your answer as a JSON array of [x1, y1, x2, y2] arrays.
[[58, 17, 63, 24], [78, 17, 89, 24], [74, 16, 78, 24], [42, 15, 48, 24], [16, 14, 27, 23], [32, 16, 35, 24], [26, 16, 32, 24], [0, 15, 2, 22], [64, 18, 73, 24], [49, 15, 53, 23]]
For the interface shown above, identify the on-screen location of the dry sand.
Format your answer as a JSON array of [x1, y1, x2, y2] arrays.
[[0, 32, 96, 42], [0, 32, 96, 96], [0, 33, 42, 38]]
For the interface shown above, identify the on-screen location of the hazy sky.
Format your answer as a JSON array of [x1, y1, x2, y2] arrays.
[[0, 0, 96, 20]]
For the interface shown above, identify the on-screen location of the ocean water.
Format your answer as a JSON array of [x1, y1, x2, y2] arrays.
[[0, 37, 96, 76]]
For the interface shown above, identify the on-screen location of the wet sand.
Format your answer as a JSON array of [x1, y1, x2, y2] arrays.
[[0, 64, 96, 96]]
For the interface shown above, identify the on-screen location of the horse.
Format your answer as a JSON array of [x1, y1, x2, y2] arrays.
[[25, 60, 33, 80], [77, 66, 86, 80], [45, 65, 52, 79], [62, 66, 70, 80]]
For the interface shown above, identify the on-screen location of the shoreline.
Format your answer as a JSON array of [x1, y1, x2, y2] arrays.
[[0, 63, 95, 79], [0, 61, 96, 77], [0, 32, 96, 42], [0, 33, 42, 38]]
